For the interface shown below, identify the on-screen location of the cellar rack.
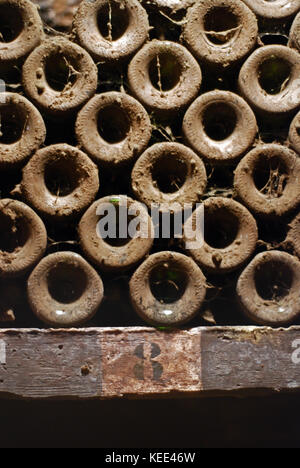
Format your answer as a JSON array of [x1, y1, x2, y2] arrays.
[[0, 325, 300, 399], [1, 2, 299, 403]]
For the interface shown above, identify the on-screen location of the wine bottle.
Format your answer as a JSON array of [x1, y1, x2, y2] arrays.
[[129, 251, 207, 326], [131, 142, 207, 211], [78, 195, 154, 272], [182, 0, 258, 69], [76, 91, 152, 166], [0, 198, 47, 278], [289, 11, 300, 51], [22, 37, 98, 119], [289, 111, 300, 154], [128, 40, 202, 119], [20, 143, 99, 221], [0, 0, 43, 74], [287, 212, 300, 258], [238, 45, 300, 118], [0, 93, 46, 170], [184, 196, 258, 274], [72, 0, 149, 65], [237, 250, 300, 326], [234, 144, 300, 218], [242, 0, 300, 22], [182, 90, 258, 165], [27, 251, 104, 327]]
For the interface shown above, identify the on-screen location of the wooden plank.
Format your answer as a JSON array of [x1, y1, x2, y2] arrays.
[[0, 326, 300, 399], [0, 329, 102, 399], [201, 327, 300, 395]]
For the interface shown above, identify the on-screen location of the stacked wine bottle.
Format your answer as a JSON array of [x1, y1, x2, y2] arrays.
[[0, 0, 300, 328]]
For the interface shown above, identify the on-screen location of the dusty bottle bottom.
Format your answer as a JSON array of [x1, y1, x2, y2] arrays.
[[0, 0, 43, 72], [76, 91, 152, 166], [237, 250, 300, 326], [242, 0, 300, 21], [184, 197, 258, 274], [78, 195, 154, 273], [287, 213, 300, 259], [0, 199, 47, 279], [20, 143, 100, 221], [0, 93, 46, 170], [234, 144, 300, 218], [131, 142, 207, 210], [129, 251, 207, 326], [128, 40, 202, 119], [22, 36, 98, 119], [182, 0, 258, 68], [289, 111, 300, 154], [72, 0, 149, 64], [27, 251, 104, 327], [238, 44, 300, 117], [289, 11, 300, 51], [182, 90, 258, 165]]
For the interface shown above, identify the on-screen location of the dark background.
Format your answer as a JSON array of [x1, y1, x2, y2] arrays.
[[1, 393, 300, 448]]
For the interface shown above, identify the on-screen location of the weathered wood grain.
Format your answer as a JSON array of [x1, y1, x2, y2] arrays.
[[201, 327, 300, 396], [0, 326, 300, 399]]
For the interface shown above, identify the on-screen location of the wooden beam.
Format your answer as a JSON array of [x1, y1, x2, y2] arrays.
[[0, 326, 300, 399]]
